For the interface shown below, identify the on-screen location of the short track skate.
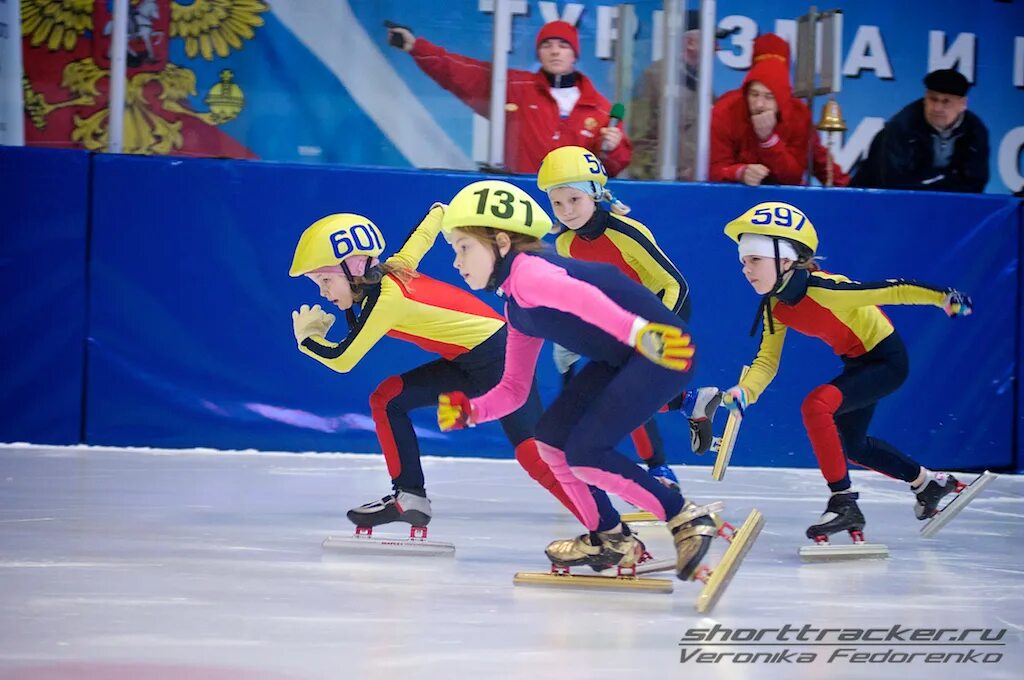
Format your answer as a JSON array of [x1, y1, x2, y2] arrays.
[[322, 525, 455, 557], [799, 528, 889, 562], [692, 508, 764, 613], [920, 471, 997, 538], [514, 546, 675, 594], [711, 366, 749, 481], [513, 507, 764, 615]]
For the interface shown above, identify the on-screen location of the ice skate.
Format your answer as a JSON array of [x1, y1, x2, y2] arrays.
[[323, 490, 454, 557], [920, 471, 997, 538], [914, 472, 961, 519], [667, 501, 721, 579], [687, 387, 723, 454], [346, 490, 432, 528], [799, 492, 888, 562], [544, 526, 645, 572], [514, 526, 674, 593], [667, 501, 764, 613]]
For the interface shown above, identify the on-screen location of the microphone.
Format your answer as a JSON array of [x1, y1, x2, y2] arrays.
[[602, 102, 626, 153]]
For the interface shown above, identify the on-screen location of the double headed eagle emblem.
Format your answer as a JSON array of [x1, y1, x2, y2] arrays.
[[22, 0, 269, 154]]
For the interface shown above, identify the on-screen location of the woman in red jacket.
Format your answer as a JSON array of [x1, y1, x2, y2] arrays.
[[386, 20, 632, 176]]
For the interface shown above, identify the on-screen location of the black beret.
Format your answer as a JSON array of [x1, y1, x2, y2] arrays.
[[923, 69, 970, 97]]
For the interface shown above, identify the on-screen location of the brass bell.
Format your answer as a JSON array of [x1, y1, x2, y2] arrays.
[[815, 95, 847, 133], [816, 96, 847, 132]]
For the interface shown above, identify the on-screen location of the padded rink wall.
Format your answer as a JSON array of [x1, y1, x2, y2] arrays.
[[1, 146, 1021, 471]]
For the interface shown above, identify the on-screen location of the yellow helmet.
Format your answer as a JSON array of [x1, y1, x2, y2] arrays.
[[441, 180, 552, 239], [289, 213, 386, 277], [724, 202, 819, 254], [536, 145, 608, 192]]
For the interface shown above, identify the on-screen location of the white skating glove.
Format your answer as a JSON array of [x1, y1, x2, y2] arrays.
[[292, 304, 336, 344], [722, 385, 750, 418], [628, 317, 695, 371], [552, 344, 581, 375]]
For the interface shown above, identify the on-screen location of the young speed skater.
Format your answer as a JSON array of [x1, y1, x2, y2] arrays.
[[719, 201, 974, 542], [288, 205, 583, 531], [537, 146, 722, 488], [435, 179, 729, 578]]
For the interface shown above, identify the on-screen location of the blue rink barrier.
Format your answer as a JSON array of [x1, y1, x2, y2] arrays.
[[0, 148, 1020, 470], [0, 147, 90, 445]]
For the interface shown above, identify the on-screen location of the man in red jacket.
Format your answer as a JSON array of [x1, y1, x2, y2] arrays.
[[710, 34, 848, 187], [387, 21, 632, 176]]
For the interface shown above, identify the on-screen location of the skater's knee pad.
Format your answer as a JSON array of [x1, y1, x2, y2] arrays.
[[801, 384, 843, 426], [369, 376, 404, 415]]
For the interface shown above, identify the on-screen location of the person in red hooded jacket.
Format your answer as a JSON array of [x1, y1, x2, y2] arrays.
[[710, 34, 848, 187], [386, 20, 632, 176]]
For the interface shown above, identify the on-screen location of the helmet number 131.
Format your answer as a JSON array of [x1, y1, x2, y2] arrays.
[[472, 187, 534, 226]]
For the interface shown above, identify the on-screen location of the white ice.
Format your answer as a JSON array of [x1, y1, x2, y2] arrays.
[[0, 444, 1021, 680]]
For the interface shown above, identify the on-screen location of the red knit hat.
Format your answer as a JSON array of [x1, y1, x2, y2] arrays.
[[536, 21, 579, 56], [752, 33, 790, 67], [743, 59, 793, 106]]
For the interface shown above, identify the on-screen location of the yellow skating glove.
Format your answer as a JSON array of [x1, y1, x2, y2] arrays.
[[292, 304, 336, 343], [437, 391, 474, 431], [630, 318, 695, 371]]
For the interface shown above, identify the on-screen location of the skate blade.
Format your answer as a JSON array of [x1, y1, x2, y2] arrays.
[[712, 366, 749, 481], [694, 508, 763, 614], [322, 535, 455, 557], [513, 571, 673, 593], [620, 511, 661, 524], [599, 557, 676, 577], [920, 471, 997, 539], [798, 543, 889, 562]]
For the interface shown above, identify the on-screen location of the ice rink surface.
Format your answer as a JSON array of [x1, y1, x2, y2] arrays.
[[0, 444, 1021, 680]]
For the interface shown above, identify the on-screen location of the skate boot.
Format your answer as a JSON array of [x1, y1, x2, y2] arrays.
[[667, 501, 719, 580], [346, 490, 432, 528], [545, 525, 646, 572], [805, 491, 864, 540], [914, 472, 963, 520], [647, 464, 680, 489], [686, 387, 723, 454]]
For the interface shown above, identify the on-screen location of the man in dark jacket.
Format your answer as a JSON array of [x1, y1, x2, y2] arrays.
[[852, 69, 989, 192]]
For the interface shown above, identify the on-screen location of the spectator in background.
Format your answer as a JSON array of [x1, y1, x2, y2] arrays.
[[629, 10, 702, 180], [852, 69, 989, 193], [387, 20, 632, 176], [710, 34, 848, 187]]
